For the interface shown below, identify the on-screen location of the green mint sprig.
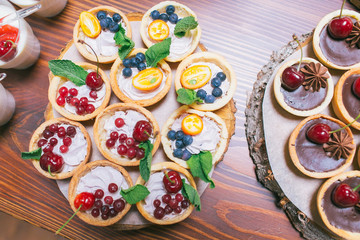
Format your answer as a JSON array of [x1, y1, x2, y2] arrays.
[[174, 16, 198, 38], [21, 148, 42, 160], [187, 151, 215, 188], [114, 24, 135, 60], [181, 179, 201, 211], [139, 140, 154, 182], [176, 88, 203, 105], [120, 184, 150, 204], [145, 38, 171, 67], [48, 60, 88, 86]]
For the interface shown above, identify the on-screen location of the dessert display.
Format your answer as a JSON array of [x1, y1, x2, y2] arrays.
[[140, 1, 201, 62], [174, 52, 236, 111], [73, 6, 132, 64], [136, 162, 199, 225], [317, 171, 360, 240], [93, 103, 160, 167], [23, 118, 91, 179], [110, 47, 172, 106], [48, 61, 111, 121]]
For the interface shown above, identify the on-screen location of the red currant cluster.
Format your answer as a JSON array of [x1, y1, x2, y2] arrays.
[[56, 86, 97, 115]]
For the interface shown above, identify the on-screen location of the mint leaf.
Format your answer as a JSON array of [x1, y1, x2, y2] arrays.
[[114, 25, 135, 60], [21, 148, 42, 160], [139, 140, 153, 182], [145, 38, 171, 67], [176, 88, 203, 105], [120, 184, 150, 204], [174, 16, 198, 38], [181, 179, 201, 211], [187, 151, 215, 188], [48, 60, 87, 86]]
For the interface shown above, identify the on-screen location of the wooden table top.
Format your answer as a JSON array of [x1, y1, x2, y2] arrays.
[[0, 0, 357, 239]]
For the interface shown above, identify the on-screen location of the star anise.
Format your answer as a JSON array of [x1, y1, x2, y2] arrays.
[[345, 21, 360, 48], [323, 131, 355, 160], [300, 62, 329, 92]]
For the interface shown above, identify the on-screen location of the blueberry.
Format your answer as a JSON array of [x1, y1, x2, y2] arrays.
[[112, 13, 122, 23], [167, 130, 176, 140], [109, 22, 119, 32], [182, 149, 192, 161], [169, 13, 178, 24], [122, 67, 132, 78], [159, 13, 169, 22], [123, 58, 131, 68], [130, 58, 137, 67], [205, 95, 215, 103], [106, 17, 113, 25], [137, 62, 146, 71], [135, 52, 145, 63], [175, 130, 184, 140], [182, 135, 193, 146], [166, 5, 175, 15], [173, 148, 183, 158], [212, 87, 223, 97], [217, 72, 226, 81], [97, 11, 106, 20], [175, 139, 184, 149], [100, 18, 109, 29], [211, 77, 222, 88], [196, 89, 207, 100], [151, 10, 160, 20]]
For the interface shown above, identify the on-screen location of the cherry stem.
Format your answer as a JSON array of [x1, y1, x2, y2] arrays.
[[292, 34, 303, 72], [4, 40, 15, 49], [48, 165, 55, 177], [330, 112, 360, 134], [340, 0, 346, 18], [78, 40, 99, 77], [164, 171, 175, 184], [353, 183, 360, 192], [144, 130, 151, 138], [55, 205, 82, 235]]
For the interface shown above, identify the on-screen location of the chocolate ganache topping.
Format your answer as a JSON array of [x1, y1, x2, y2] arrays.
[[345, 21, 360, 48], [323, 131, 355, 160], [300, 62, 329, 92]]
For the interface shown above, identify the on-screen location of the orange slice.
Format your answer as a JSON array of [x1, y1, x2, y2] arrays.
[[148, 20, 169, 41], [181, 114, 203, 136], [132, 68, 163, 91], [180, 65, 212, 89], [79, 11, 101, 38]]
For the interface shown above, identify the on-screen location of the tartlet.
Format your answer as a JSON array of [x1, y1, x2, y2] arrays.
[[68, 160, 132, 226], [28, 118, 91, 179], [174, 52, 236, 111], [273, 57, 334, 117], [110, 48, 172, 106], [140, 1, 201, 62], [48, 62, 111, 121], [73, 6, 132, 64], [161, 105, 228, 169], [93, 103, 160, 166], [313, 9, 360, 70], [288, 114, 355, 179], [136, 162, 196, 225]]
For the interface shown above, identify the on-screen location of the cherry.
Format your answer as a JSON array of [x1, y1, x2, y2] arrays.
[[95, 189, 104, 199], [281, 66, 305, 91], [39, 153, 64, 173], [163, 171, 183, 194], [181, 199, 190, 209], [328, 17, 353, 39], [70, 97, 79, 107], [113, 199, 125, 212], [0, 40, 16, 62], [86, 72, 103, 90], [104, 196, 113, 205], [66, 126, 76, 137], [108, 183, 118, 193], [37, 139, 47, 148], [332, 183, 360, 208], [60, 145, 69, 153], [91, 208, 100, 218], [352, 77, 360, 99], [56, 96, 65, 106], [49, 138, 58, 146], [74, 192, 95, 211], [306, 123, 331, 144], [94, 199, 103, 208], [48, 124, 58, 133], [110, 132, 119, 140], [127, 147, 137, 159], [106, 139, 116, 148], [63, 137, 72, 146], [153, 199, 161, 208], [117, 144, 127, 156], [86, 104, 95, 114], [115, 118, 125, 128], [69, 88, 78, 97], [154, 207, 165, 219], [58, 87, 68, 97], [89, 90, 97, 99], [133, 121, 153, 142], [162, 194, 171, 204]]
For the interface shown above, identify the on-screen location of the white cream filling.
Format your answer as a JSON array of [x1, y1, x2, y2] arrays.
[[170, 114, 221, 155]]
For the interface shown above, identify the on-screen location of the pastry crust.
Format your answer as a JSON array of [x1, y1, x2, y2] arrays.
[[28, 118, 91, 179], [93, 103, 160, 166], [68, 160, 133, 226], [161, 105, 228, 169], [73, 6, 132, 64], [332, 67, 360, 130], [317, 170, 360, 240], [48, 62, 111, 121], [174, 52, 236, 111], [313, 9, 360, 70], [136, 162, 195, 225], [110, 48, 172, 107], [140, 1, 201, 62], [273, 57, 334, 117], [288, 114, 355, 179]]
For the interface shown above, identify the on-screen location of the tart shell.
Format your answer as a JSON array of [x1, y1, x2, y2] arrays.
[[288, 114, 355, 179], [136, 162, 195, 225], [28, 118, 91, 179], [161, 105, 228, 169], [68, 160, 133, 226], [93, 103, 160, 166], [174, 52, 236, 111], [110, 48, 172, 107]]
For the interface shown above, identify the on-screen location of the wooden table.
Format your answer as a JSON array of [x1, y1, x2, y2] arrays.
[[0, 0, 357, 239]]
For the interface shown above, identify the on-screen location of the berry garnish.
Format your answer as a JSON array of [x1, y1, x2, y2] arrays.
[[211, 77, 222, 88], [101, 213, 109, 220], [162, 194, 171, 204], [175, 193, 184, 202], [332, 182, 360, 208], [106, 139, 116, 148], [96, 11, 106, 20], [212, 87, 223, 98], [89, 90, 98, 99], [117, 144, 127, 156], [86, 104, 95, 114], [123, 59, 131, 68], [216, 72, 226, 81], [109, 208, 118, 217], [69, 88, 78, 97], [135, 52, 145, 63], [108, 183, 118, 193], [49, 124, 58, 133], [113, 199, 125, 212], [94, 200, 103, 208], [37, 139, 47, 148], [173, 148, 183, 158], [154, 207, 165, 219], [91, 208, 100, 218], [151, 10, 160, 20], [43, 129, 54, 139], [0, 40, 16, 62], [115, 118, 125, 128], [163, 171, 183, 193], [159, 13, 169, 22], [306, 123, 331, 144], [101, 205, 110, 214], [112, 13, 122, 23], [136, 148, 145, 160], [205, 95, 215, 103], [182, 149, 192, 161], [153, 199, 161, 208], [119, 133, 127, 141], [167, 130, 176, 140], [60, 145, 69, 153], [352, 77, 360, 99], [104, 196, 113, 205], [49, 138, 58, 146], [110, 131, 119, 140], [39, 153, 64, 173], [328, 0, 353, 39], [164, 205, 173, 214], [125, 137, 135, 146], [109, 22, 120, 33], [56, 96, 65, 106], [63, 137, 72, 146], [57, 130, 66, 139], [127, 147, 137, 159], [181, 199, 190, 209], [76, 106, 85, 115], [196, 89, 207, 100], [70, 97, 79, 107], [169, 13, 178, 24], [168, 198, 178, 210], [66, 126, 76, 138], [133, 120, 152, 142], [166, 5, 175, 15], [86, 71, 104, 90], [95, 189, 104, 199], [59, 87, 68, 97]]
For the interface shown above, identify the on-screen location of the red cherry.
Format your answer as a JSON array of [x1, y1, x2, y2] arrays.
[[328, 17, 353, 39], [281, 66, 305, 91], [86, 72, 103, 90], [332, 183, 360, 208], [69, 88, 78, 97], [163, 171, 183, 194], [74, 192, 95, 211], [115, 118, 125, 128], [56, 96, 65, 106], [306, 123, 331, 144], [0, 40, 16, 62], [58, 87, 68, 97], [39, 153, 64, 173], [352, 77, 360, 99], [133, 121, 153, 142], [86, 104, 95, 114]]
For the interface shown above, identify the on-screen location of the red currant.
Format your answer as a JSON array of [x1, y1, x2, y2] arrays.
[[70, 97, 79, 107], [65, 96, 72, 104], [162, 194, 171, 204], [108, 183, 118, 193], [60, 145, 69, 153], [56, 96, 65, 106], [117, 144, 127, 156], [115, 118, 125, 128], [49, 138, 58, 146], [79, 97, 88, 107], [127, 147, 137, 159], [136, 148, 145, 160], [175, 193, 183, 202], [48, 124, 58, 133], [37, 139, 47, 148], [94, 199, 103, 208], [43, 129, 54, 139], [89, 90, 97, 99], [91, 208, 100, 218], [63, 137, 72, 146], [109, 208, 118, 217], [113, 199, 125, 212], [169, 199, 178, 210], [125, 137, 135, 146], [86, 104, 95, 114], [154, 207, 165, 219], [164, 205, 173, 214], [59, 87, 68, 97], [106, 139, 116, 148], [153, 199, 161, 208], [42, 145, 54, 153], [57, 130, 66, 139], [181, 199, 190, 209], [104, 196, 113, 205], [95, 189, 104, 199], [110, 131, 119, 140], [69, 88, 78, 97], [66, 126, 76, 138], [101, 213, 109, 220], [174, 206, 182, 214], [119, 133, 127, 142], [101, 205, 109, 214], [76, 106, 85, 115]]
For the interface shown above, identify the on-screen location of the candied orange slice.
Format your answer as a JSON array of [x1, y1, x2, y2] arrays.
[[79, 11, 101, 38], [132, 68, 163, 91], [181, 114, 203, 136], [180, 65, 212, 89], [148, 20, 169, 41]]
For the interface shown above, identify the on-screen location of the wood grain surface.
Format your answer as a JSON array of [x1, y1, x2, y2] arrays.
[[0, 0, 358, 239]]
